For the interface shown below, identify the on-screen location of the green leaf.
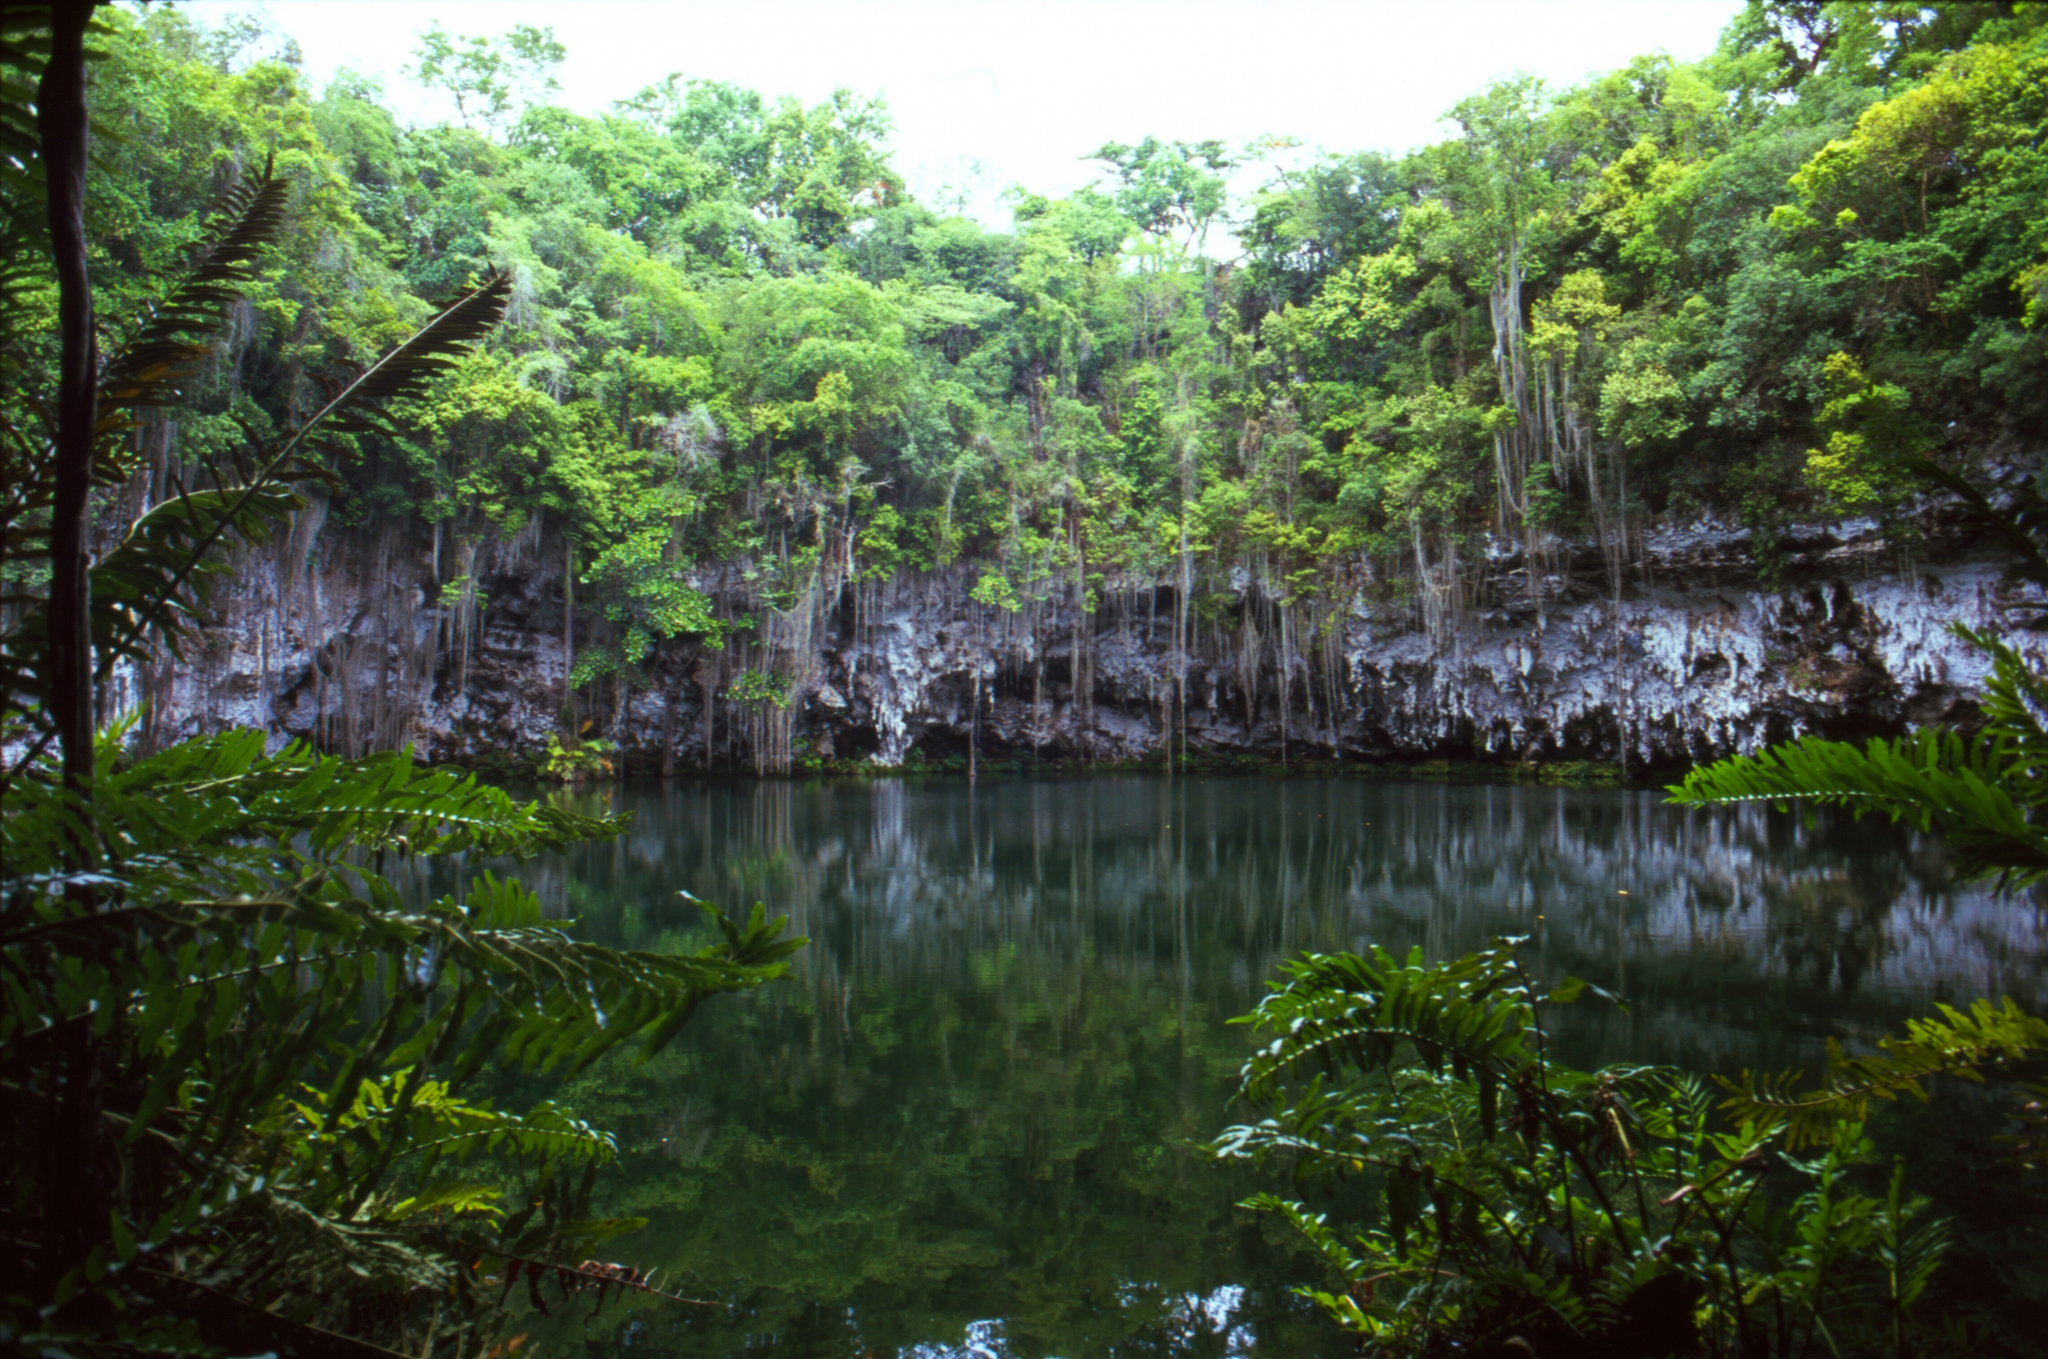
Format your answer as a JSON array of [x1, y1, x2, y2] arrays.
[[108, 1211, 137, 1262]]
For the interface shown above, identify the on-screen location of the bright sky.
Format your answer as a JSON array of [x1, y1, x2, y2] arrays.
[[169, 0, 1746, 233]]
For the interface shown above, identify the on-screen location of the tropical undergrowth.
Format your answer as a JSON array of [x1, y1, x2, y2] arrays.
[[1, 8, 804, 1354], [1214, 941, 2047, 1357], [1216, 462, 2048, 1356], [0, 732, 804, 1354]]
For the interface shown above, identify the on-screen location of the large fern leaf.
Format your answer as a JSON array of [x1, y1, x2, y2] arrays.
[[93, 269, 514, 687], [2, 720, 802, 1349], [1237, 942, 1537, 1108], [1717, 997, 2048, 1148], [0, 173, 294, 584], [0, 12, 54, 335], [1670, 628, 2048, 885]]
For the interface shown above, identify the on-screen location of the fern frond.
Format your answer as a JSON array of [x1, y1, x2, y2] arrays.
[[1956, 625, 2048, 796], [1, 483, 308, 724], [399, 900, 804, 1076], [88, 270, 513, 689], [1669, 657, 2048, 886], [408, 1100, 618, 1167], [0, 171, 293, 598], [1238, 942, 1535, 1107], [1718, 997, 2048, 1147], [1239, 1194, 1372, 1284], [471, 1250, 717, 1313], [291, 1072, 618, 1202], [385, 1179, 504, 1219], [1, 731, 626, 903], [0, 271, 513, 760]]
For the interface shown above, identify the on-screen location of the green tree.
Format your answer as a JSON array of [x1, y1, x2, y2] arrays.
[[410, 21, 565, 134], [1242, 149, 1405, 310], [1088, 136, 1233, 257]]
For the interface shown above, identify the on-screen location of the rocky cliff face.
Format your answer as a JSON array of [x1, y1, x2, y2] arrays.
[[119, 505, 2035, 775]]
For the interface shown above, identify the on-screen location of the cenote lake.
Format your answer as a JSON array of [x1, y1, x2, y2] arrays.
[[425, 775, 2048, 1358]]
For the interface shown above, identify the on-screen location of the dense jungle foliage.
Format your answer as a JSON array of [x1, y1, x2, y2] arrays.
[[8, 2, 2048, 1355], [14, 0, 2048, 727], [0, 6, 802, 1355]]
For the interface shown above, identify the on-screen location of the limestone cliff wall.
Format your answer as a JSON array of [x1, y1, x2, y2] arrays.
[[116, 507, 2035, 773]]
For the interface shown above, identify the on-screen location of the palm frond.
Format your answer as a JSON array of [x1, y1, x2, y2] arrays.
[[96, 171, 293, 417], [94, 269, 513, 686], [284, 269, 513, 454]]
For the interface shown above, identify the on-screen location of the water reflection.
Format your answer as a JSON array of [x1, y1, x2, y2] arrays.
[[431, 777, 2047, 1358]]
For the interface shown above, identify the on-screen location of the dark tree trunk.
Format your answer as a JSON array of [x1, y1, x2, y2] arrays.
[[36, 0, 112, 1294], [42, 0, 96, 795], [660, 649, 677, 777], [561, 538, 575, 701]]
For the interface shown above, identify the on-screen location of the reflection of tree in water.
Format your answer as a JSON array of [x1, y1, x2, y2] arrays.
[[543, 912, 1327, 1359], [430, 777, 2045, 1357], [517, 777, 2044, 1033]]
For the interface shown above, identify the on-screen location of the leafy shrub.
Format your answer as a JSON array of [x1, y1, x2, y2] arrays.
[[1213, 941, 1973, 1357], [541, 731, 616, 782]]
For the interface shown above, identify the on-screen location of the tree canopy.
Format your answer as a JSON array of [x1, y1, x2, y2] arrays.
[[11, 2, 2044, 754]]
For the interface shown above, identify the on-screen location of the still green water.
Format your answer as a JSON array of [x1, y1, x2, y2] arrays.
[[449, 776, 2047, 1358]]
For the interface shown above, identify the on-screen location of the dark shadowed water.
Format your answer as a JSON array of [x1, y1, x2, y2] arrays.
[[433, 775, 2048, 1358]]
